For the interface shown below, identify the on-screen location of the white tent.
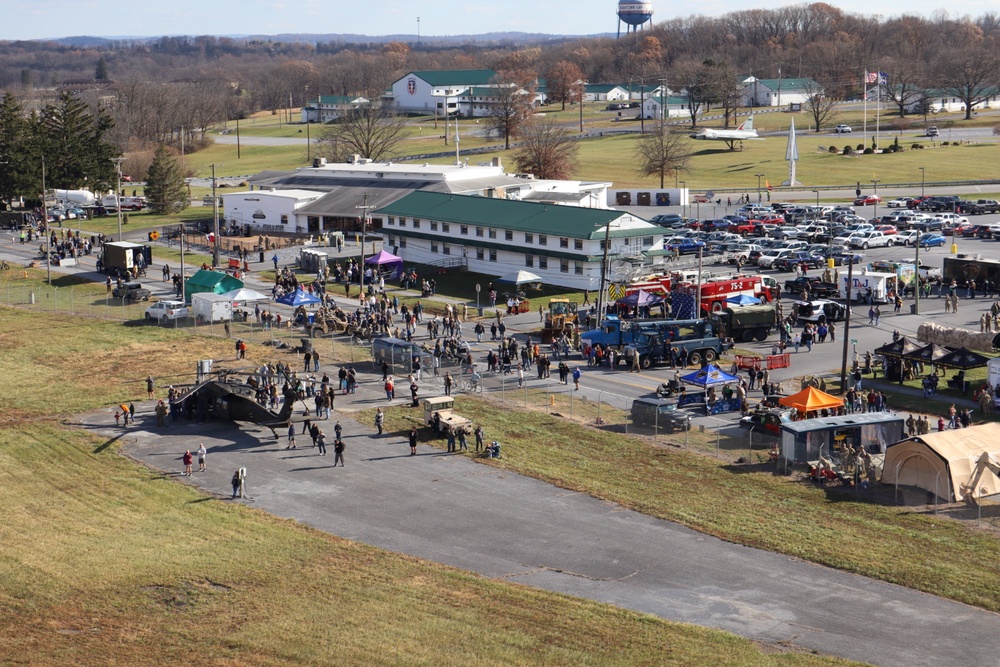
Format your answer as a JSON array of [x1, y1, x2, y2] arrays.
[[221, 288, 270, 304], [496, 270, 543, 286]]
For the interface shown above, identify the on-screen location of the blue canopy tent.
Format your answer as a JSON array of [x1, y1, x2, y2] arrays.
[[276, 289, 321, 307], [681, 364, 740, 387], [726, 294, 761, 306], [615, 289, 665, 307]]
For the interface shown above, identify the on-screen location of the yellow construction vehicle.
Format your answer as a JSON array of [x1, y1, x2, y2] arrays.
[[959, 451, 1000, 506], [541, 298, 578, 343]]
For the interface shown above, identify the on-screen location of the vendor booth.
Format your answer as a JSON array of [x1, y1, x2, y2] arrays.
[[365, 249, 404, 280], [780, 412, 904, 463]]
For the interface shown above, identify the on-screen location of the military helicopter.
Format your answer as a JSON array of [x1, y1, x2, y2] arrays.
[[168, 367, 316, 438]]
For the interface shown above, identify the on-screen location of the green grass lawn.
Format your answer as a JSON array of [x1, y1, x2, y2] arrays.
[[0, 303, 861, 666]]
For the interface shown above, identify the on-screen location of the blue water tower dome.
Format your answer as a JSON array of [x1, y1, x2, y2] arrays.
[[618, 0, 654, 37]]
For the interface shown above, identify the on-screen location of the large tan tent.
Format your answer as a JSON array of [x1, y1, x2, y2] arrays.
[[881, 423, 1000, 502]]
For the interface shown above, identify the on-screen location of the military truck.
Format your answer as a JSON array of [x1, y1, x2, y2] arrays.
[[710, 305, 777, 342]]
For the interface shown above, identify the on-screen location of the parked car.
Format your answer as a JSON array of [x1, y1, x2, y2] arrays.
[[917, 233, 947, 248], [784, 277, 839, 298], [773, 252, 825, 272], [834, 124, 853, 133], [933, 212, 968, 226], [112, 281, 151, 302], [630, 398, 692, 431], [740, 408, 795, 434], [886, 197, 913, 208], [875, 225, 898, 237], [145, 300, 190, 322], [795, 299, 847, 324], [895, 230, 920, 246], [772, 226, 803, 240], [650, 213, 683, 226], [964, 224, 991, 238], [757, 249, 796, 268], [666, 238, 707, 255], [853, 195, 882, 206], [849, 231, 890, 249], [925, 125, 940, 137]]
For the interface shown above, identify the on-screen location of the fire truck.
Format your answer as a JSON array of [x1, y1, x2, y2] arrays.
[[625, 273, 779, 318]]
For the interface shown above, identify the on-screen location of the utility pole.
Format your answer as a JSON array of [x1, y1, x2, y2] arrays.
[[111, 157, 125, 242], [211, 163, 220, 268], [42, 157, 51, 285], [596, 221, 614, 323], [839, 259, 854, 394], [236, 117, 241, 159], [356, 193, 375, 297], [755, 173, 764, 204]]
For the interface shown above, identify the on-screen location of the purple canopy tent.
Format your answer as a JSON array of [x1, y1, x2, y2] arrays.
[[365, 249, 404, 279]]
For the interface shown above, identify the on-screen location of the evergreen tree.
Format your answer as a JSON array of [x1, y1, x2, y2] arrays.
[[145, 144, 187, 214], [95, 57, 109, 80], [0, 93, 37, 205], [35, 92, 118, 191]]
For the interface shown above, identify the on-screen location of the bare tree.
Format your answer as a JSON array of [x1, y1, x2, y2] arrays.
[[316, 102, 408, 162], [935, 38, 1000, 120], [485, 76, 535, 150], [544, 61, 584, 110], [671, 59, 711, 128], [802, 80, 837, 132], [512, 118, 579, 180], [704, 60, 742, 128], [635, 129, 691, 188], [879, 58, 927, 117]]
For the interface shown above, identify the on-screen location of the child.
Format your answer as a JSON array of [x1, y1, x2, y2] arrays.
[[114, 411, 121, 427]]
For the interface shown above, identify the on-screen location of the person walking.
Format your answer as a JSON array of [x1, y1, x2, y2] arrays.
[[286, 424, 297, 449], [333, 438, 345, 466], [375, 408, 385, 435], [334, 421, 343, 441], [182, 449, 193, 476], [146, 375, 155, 399], [384, 376, 395, 401], [409, 427, 418, 456], [572, 366, 582, 391], [444, 372, 453, 396], [475, 425, 485, 452], [317, 430, 327, 456], [873, 305, 881, 326], [231, 469, 242, 498], [197, 443, 207, 472]]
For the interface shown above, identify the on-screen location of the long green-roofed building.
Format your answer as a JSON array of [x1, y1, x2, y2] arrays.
[[376, 191, 668, 290]]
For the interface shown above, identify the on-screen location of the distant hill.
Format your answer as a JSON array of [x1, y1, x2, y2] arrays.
[[44, 31, 608, 48]]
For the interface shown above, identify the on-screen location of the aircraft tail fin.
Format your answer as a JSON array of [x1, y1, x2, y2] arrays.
[[739, 116, 754, 131]]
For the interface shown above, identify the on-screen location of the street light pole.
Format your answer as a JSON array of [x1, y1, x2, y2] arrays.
[[755, 173, 764, 204], [679, 180, 686, 218], [812, 190, 819, 207], [596, 221, 613, 323], [919, 167, 925, 197], [871, 179, 880, 221], [356, 192, 375, 299], [111, 157, 125, 241], [211, 163, 220, 267], [42, 157, 51, 285]]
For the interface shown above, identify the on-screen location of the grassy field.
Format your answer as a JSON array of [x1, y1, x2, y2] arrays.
[[0, 305, 862, 666], [364, 395, 1000, 614]]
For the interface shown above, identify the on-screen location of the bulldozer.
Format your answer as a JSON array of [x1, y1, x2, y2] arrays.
[[959, 451, 1000, 506], [541, 298, 578, 343]]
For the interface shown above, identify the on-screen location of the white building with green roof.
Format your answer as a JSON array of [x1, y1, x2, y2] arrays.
[[741, 77, 821, 108], [377, 191, 667, 290], [301, 95, 369, 123], [390, 69, 498, 116]]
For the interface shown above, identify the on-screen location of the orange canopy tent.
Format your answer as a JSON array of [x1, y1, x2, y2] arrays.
[[778, 386, 843, 413]]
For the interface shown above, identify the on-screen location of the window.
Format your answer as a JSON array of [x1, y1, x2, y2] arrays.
[[476, 227, 483, 237], [399, 237, 406, 248], [398, 218, 405, 227], [443, 244, 451, 255], [600, 240, 608, 250], [560, 237, 568, 248], [505, 230, 513, 241], [575, 262, 583, 275], [442, 223, 450, 233], [574, 239, 584, 250], [430, 221, 438, 231], [525, 233, 534, 244], [280, 215, 288, 225], [643, 236, 654, 246], [460, 225, 468, 235], [412, 219, 420, 229], [488, 229, 496, 239], [489, 249, 497, 262], [538, 234, 547, 246], [538, 257, 548, 270], [476, 248, 484, 260], [560, 259, 569, 273], [525, 255, 534, 267], [431, 242, 438, 253], [387, 216, 395, 226]]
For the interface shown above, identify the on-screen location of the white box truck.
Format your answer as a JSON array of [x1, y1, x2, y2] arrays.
[[839, 271, 898, 305], [191, 292, 234, 323]]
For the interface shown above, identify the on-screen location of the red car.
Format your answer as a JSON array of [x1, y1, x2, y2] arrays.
[[758, 214, 785, 225], [121, 174, 133, 182], [853, 195, 881, 206], [876, 225, 897, 236]]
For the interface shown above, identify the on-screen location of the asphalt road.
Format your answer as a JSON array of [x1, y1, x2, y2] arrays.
[[104, 399, 1000, 667]]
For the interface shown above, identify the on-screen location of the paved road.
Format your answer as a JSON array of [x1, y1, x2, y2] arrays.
[[104, 405, 1000, 667]]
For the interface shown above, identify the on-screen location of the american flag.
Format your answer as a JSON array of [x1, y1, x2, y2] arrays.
[[864, 71, 878, 84]]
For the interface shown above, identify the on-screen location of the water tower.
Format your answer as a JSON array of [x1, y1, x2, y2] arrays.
[[617, 0, 654, 37]]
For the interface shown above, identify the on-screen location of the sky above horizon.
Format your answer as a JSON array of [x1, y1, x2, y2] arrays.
[[4, 0, 989, 41]]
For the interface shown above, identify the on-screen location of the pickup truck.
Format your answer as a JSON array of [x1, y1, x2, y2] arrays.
[[965, 199, 1000, 214], [784, 277, 839, 298], [111, 281, 151, 302]]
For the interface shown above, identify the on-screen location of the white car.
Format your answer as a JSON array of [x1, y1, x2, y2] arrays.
[[887, 197, 913, 208], [834, 124, 853, 133], [833, 233, 864, 247], [773, 226, 802, 240], [757, 249, 796, 268], [933, 212, 968, 225], [145, 300, 190, 322], [849, 231, 891, 249], [895, 230, 920, 246]]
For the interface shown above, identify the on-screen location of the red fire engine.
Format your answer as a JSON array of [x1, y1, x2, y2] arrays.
[[625, 273, 779, 317]]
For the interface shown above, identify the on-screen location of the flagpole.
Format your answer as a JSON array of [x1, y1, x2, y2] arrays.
[[875, 73, 881, 151], [862, 70, 868, 148]]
